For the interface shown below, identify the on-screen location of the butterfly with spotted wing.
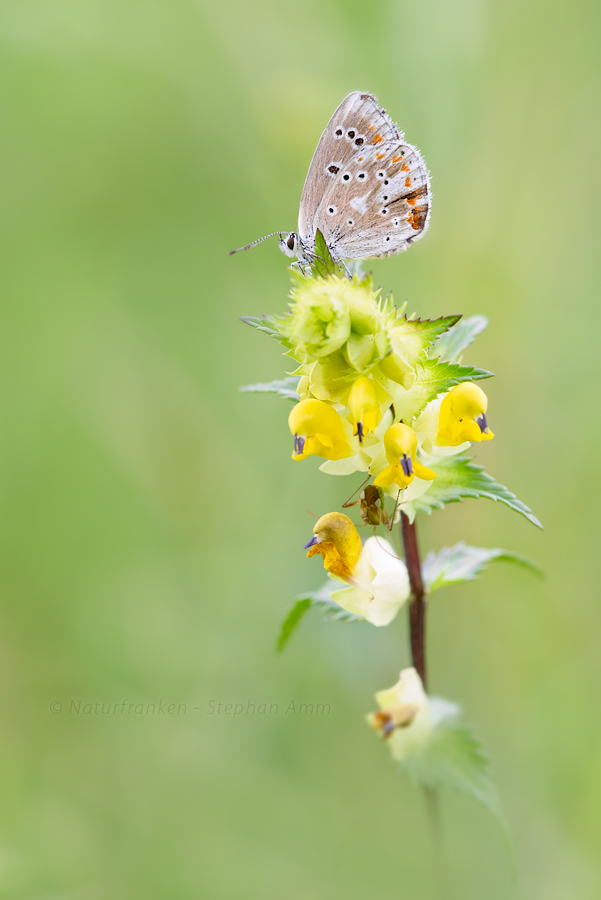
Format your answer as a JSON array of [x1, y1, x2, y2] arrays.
[[230, 91, 431, 268]]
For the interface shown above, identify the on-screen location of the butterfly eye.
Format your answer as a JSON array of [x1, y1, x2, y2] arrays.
[[382, 195, 389, 201], [356, 171, 367, 181], [377, 171, 386, 179], [286, 235, 296, 251], [342, 173, 351, 182], [346, 129, 356, 140], [384, 179, 389, 185], [347, 218, 354, 226], [380, 208, 389, 216], [327, 163, 340, 176], [354, 136, 364, 146], [334, 127, 343, 138], [327, 206, 337, 215]]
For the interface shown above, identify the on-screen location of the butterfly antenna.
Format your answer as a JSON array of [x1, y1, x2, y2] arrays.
[[229, 233, 284, 255]]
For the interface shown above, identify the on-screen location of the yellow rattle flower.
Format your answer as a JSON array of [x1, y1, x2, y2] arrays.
[[289, 399, 353, 461], [366, 668, 433, 761], [436, 382, 494, 446], [304, 512, 362, 581], [373, 423, 436, 490], [346, 375, 382, 443], [367, 701, 419, 739]]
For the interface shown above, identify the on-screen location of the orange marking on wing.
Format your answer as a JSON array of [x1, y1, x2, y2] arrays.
[[392, 154, 403, 163], [408, 211, 420, 230], [372, 133, 384, 145], [367, 124, 376, 131], [401, 163, 410, 172], [376, 152, 385, 160], [405, 176, 411, 187], [407, 198, 416, 206]]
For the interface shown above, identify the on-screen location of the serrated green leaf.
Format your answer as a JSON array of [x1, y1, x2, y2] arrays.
[[312, 598, 364, 623], [277, 590, 363, 653], [240, 377, 299, 401], [394, 359, 493, 424], [403, 712, 504, 826], [240, 315, 291, 349], [422, 541, 543, 593], [433, 315, 488, 363], [405, 456, 543, 528], [388, 315, 461, 366], [310, 229, 345, 278]]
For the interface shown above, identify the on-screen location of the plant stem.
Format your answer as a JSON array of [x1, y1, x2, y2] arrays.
[[400, 512, 427, 689], [401, 513, 444, 880]]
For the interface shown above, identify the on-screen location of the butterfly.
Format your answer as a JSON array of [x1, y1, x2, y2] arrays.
[[230, 91, 431, 269]]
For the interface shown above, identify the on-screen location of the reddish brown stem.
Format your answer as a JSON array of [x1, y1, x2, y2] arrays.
[[400, 512, 427, 690], [401, 513, 444, 866]]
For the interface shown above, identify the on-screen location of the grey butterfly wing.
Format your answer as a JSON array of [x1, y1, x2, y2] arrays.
[[297, 93, 398, 242], [320, 139, 431, 259], [299, 92, 431, 260]]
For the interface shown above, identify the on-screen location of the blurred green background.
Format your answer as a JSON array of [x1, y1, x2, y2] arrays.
[[0, 0, 599, 897]]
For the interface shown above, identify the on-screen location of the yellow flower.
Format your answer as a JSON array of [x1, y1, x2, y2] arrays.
[[436, 382, 494, 446], [345, 376, 382, 442], [366, 668, 433, 760], [289, 399, 354, 461], [304, 512, 362, 581], [373, 423, 436, 490], [367, 701, 419, 738]]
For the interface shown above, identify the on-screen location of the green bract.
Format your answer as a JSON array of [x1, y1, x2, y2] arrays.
[[278, 274, 351, 360], [276, 272, 389, 369]]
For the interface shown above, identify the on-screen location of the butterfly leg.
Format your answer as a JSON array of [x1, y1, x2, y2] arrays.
[[340, 258, 353, 280]]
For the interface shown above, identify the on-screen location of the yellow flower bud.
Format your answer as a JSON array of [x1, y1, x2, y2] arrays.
[[346, 376, 382, 442], [288, 399, 353, 461], [436, 382, 494, 446], [304, 512, 362, 581], [373, 423, 436, 490]]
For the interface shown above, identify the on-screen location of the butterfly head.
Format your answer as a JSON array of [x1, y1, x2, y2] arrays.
[[278, 232, 300, 259], [278, 232, 316, 268]]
